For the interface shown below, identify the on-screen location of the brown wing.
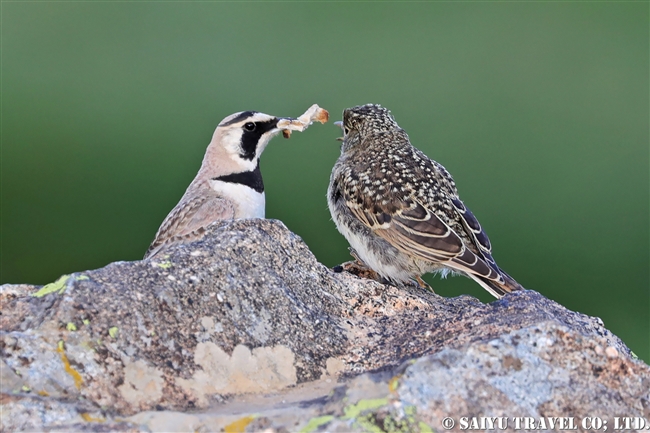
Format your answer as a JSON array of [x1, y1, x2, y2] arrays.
[[345, 193, 506, 288], [350, 200, 463, 262], [144, 194, 235, 259]]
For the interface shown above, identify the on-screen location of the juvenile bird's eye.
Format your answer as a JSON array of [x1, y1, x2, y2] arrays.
[[244, 122, 256, 131], [344, 127, 350, 135]]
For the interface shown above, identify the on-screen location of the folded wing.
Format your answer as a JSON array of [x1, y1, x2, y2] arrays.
[[144, 194, 235, 259]]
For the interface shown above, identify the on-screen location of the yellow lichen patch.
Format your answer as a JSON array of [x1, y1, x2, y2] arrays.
[[66, 322, 77, 331], [76, 275, 90, 281], [300, 415, 334, 433], [343, 398, 389, 419], [32, 275, 70, 297], [109, 327, 119, 339], [352, 404, 431, 433], [56, 341, 83, 390], [80, 413, 105, 423], [224, 415, 256, 433], [388, 374, 402, 392], [155, 260, 173, 269]]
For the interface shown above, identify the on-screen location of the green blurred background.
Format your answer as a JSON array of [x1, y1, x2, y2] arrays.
[[2, 2, 648, 361]]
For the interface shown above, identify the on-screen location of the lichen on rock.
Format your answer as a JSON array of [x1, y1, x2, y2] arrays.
[[176, 343, 297, 405]]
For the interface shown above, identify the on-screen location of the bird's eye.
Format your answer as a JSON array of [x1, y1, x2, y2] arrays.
[[244, 122, 256, 131], [344, 127, 350, 135]]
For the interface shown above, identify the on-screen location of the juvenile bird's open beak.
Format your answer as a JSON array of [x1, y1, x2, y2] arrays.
[[334, 121, 344, 141]]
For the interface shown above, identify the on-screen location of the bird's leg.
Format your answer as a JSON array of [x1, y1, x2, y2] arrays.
[[414, 275, 435, 293], [348, 247, 364, 264]]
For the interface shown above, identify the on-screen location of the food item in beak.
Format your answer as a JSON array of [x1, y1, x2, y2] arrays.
[[277, 104, 329, 138]]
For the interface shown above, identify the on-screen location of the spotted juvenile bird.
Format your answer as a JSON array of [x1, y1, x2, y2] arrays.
[[145, 110, 307, 259], [327, 104, 524, 298]]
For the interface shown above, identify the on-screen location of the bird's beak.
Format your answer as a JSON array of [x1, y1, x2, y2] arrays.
[[334, 121, 344, 141]]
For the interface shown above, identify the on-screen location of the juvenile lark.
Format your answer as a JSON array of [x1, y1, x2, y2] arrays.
[[327, 104, 524, 298]]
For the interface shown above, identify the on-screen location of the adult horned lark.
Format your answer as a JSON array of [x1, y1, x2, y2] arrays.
[[145, 105, 328, 259], [327, 104, 523, 298]]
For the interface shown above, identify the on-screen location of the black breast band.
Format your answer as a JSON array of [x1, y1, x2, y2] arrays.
[[212, 162, 264, 193]]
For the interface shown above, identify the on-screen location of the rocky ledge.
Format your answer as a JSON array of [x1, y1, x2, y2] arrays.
[[1, 219, 649, 432]]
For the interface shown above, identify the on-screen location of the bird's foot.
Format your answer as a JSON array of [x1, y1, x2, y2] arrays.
[[413, 275, 435, 293], [334, 260, 388, 285]]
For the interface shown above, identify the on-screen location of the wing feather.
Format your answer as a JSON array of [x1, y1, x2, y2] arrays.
[[145, 194, 235, 259], [449, 197, 501, 274], [344, 190, 507, 287]]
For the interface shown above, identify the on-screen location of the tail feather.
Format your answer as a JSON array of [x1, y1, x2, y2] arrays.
[[473, 269, 525, 299], [444, 257, 525, 299]]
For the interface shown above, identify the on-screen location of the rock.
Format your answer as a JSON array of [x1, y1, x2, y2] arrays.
[[2, 219, 649, 432]]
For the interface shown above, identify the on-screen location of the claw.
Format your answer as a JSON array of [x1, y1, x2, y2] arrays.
[[415, 275, 435, 293], [338, 260, 384, 284]]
